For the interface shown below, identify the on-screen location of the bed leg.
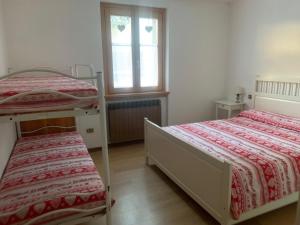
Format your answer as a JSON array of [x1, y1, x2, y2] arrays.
[[146, 156, 155, 166], [105, 186, 112, 225], [106, 208, 112, 225], [144, 118, 154, 167]]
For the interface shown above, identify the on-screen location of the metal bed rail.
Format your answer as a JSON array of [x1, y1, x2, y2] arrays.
[[1, 67, 96, 80], [0, 67, 99, 105], [0, 108, 100, 123]]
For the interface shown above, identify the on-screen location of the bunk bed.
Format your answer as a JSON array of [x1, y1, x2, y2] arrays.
[[0, 67, 112, 225]]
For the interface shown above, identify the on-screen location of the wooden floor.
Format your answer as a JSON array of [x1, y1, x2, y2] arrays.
[[86, 143, 297, 225]]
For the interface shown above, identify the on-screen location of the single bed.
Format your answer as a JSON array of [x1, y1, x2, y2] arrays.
[[145, 76, 300, 225], [0, 131, 107, 225], [0, 70, 99, 114]]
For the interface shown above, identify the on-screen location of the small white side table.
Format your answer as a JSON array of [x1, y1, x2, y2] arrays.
[[215, 100, 245, 119]]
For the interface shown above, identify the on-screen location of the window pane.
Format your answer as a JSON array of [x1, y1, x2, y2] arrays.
[[112, 46, 133, 88], [140, 46, 158, 87], [139, 18, 159, 87], [111, 15, 133, 88], [139, 18, 158, 45]]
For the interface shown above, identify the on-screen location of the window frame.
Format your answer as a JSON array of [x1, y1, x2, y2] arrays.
[[101, 3, 166, 97]]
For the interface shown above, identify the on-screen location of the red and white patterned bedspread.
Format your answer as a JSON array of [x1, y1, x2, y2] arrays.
[[0, 132, 106, 225], [163, 110, 300, 219], [0, 72, 98, 114]]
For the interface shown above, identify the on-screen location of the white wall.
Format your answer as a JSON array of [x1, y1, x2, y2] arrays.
[[2, 0, 230, 146], [3, 0, 103, 71], [166, 0, 229, 124], [0, 0, 17, 177], [228, 0, 300, 105]]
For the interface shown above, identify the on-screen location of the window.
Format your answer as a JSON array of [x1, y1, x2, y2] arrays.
[[101, 3, 166, 97]]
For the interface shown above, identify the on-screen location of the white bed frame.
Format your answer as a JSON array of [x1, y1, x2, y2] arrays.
[[0, 66, 112, 225], [145, 75, 300, 225]]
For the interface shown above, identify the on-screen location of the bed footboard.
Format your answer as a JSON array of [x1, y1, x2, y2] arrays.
[[144, 118, 232, 225]]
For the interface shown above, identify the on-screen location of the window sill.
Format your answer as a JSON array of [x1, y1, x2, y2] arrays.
[[105, 91, 170, 101]]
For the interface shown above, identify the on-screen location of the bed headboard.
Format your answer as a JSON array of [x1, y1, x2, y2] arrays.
[[20, 117, 76, 137], [254, 76, 300, 117]]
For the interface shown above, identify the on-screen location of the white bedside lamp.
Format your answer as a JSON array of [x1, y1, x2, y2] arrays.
[[235, 87, 245, 103]]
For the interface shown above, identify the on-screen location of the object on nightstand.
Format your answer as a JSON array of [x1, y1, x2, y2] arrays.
[[215, 100, 245, 119], [235, 86, 245, 103]]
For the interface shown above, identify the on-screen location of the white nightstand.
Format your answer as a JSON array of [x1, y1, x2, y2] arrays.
[[215, 100, 245, 119]]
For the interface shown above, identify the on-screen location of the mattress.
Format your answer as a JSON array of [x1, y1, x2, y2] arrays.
[[0, 72, 98, 114], [163, 110, 300, 219], [0, 132, 106, 225]]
